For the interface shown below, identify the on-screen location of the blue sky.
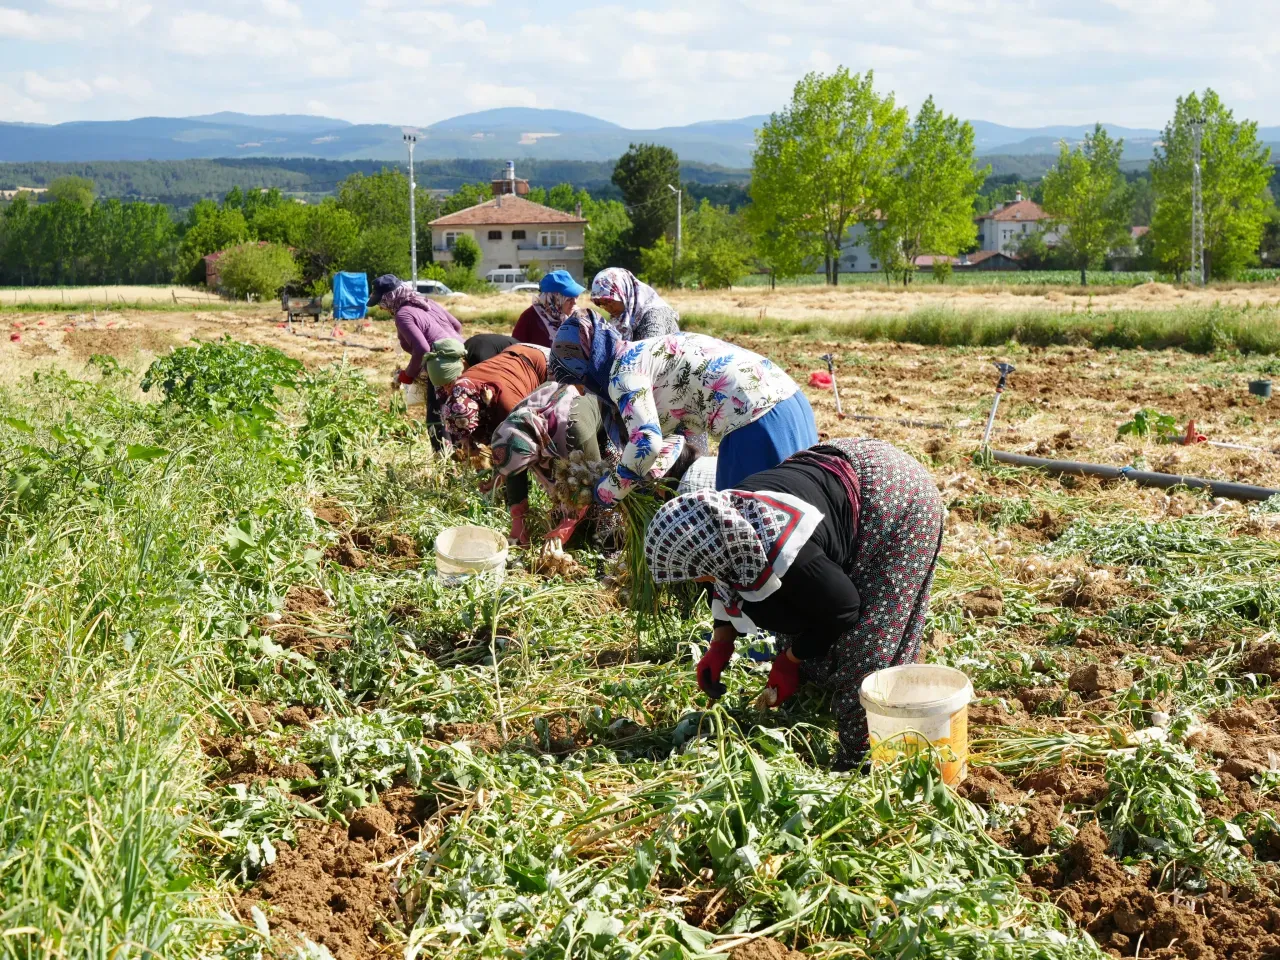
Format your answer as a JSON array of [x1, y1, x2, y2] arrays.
[[1, 0, 1276, 128]]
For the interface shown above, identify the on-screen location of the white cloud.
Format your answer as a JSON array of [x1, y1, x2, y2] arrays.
[[374, 42, 429, 69], [0, 6, 71, 39], [23, 71, 93, 101], [0, 81, 47, 120], [263, 0, 303, 20]]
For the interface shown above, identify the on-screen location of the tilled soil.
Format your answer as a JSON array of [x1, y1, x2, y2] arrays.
[[238, 822, 400, 960]]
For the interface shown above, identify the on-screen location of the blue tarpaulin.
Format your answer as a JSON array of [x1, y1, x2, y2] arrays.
[[332, 272, 369, 320]]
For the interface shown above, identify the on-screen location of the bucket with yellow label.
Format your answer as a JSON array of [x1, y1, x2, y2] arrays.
[[860, 664, 973, 785]]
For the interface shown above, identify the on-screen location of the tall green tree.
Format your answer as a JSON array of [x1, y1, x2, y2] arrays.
[[440, 182, 491, 217], [176, 200, 250, 284], [337, 169, 410, 230], [612, 143, 680, 268], [868, 96, 986, 285], [1, 193, 39, 285], [581, 196, 630, 278], [638, 200, 754, 289], [1041, 124, 1133, 285], [45, 175, 95, 211], [1150, 89, 1273, 280], [749, 68, 907, 284], [296, 201, 359, 288]]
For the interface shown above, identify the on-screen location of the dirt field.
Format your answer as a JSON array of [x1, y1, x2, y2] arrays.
[[5, 305, 1276, 489], [10, 300, 1280, 957], [0, 285, 225, 306]]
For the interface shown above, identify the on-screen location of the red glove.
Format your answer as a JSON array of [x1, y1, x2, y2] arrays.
[[697, 637, 735, 699], [547, 507, 589, 546], [509, 501, 530, 546], [766, 653, 801, 705], [398, 370, 415, 385]]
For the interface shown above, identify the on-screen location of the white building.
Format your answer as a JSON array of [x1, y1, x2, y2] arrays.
[[837, 221, 883, 273], [974, 193, 1061, 253], [429, 162, 587, 282]]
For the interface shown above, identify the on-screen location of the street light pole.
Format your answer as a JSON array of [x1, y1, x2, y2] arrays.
[[1189, 117, 1206, 286], [404, 133, 418, 283], [667, 183, 681, 287]]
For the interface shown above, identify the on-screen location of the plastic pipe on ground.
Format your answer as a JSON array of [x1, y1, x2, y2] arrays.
[[991, 451, 1280, 503]]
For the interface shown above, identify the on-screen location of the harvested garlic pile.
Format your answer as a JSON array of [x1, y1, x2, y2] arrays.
[[534, 540, 582, 578]]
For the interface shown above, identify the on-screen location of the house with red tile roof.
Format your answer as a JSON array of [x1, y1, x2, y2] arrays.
[[430, 164, 587, 283], [974, 192, 1063, 253]]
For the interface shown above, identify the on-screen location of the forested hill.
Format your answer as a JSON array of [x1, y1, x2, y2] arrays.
[[0, 158, 751, 211]]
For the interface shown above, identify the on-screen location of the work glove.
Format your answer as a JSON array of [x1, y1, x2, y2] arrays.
[[696, 637, 735, 700], [509, 501, 530, 546], [547, 507, 590, 548], [764, 652, 801, 706]]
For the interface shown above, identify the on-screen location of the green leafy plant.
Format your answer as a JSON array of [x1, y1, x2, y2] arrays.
[[1117, 407, 1182, 441], [141, 337, 302, 417]]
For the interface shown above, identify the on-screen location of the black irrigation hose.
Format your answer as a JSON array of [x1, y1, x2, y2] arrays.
[[991, 451, 1280, 503]]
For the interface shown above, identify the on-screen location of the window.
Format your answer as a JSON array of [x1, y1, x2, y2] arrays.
[[1022, 224, 1029, 234], [443, 231, 463, 250], [551, 263, 568, 271], [488, 230, 503, 240], [538, 230, 566, 247], [870, 262, 879, 270], [497, 263, 513, 269], [511, 230, 526, 240]]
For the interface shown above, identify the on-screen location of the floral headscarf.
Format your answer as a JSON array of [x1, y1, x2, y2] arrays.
[[381, 284, 435, 315], [532, 291, 575, 342], [644, 489, 823, 632], [590, 268, 672, 339], [550, 313, 624, 399], [442, 379, 496, 442], [490, 383, 577, 487]]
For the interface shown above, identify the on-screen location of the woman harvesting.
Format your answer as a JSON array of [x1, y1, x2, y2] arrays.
[[490, 384, 692, 545], [550, 315, 817, 503], [512, 270, 586, 348], [439, 343, 549, 450], [644, 440, 945, 769], [369, 274, 464, 390], [589, 268, 680, 340]]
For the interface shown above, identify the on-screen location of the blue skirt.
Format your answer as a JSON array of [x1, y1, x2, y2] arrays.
[[715, 391, 819, 489]]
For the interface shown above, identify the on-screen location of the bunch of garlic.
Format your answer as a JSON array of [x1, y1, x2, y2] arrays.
[[551, 450, 605, 509]]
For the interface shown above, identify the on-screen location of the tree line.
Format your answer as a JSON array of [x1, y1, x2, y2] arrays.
[[2, 73, 1275, 292]]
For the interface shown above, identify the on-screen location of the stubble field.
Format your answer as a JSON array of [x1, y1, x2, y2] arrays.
[[3, 288, 1280, 960]]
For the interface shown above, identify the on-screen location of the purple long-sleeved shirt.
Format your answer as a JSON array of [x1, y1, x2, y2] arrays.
[[396, 302, 464, 380]]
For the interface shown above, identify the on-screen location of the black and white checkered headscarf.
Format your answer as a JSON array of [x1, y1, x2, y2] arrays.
[[645, 489, 823, 627]]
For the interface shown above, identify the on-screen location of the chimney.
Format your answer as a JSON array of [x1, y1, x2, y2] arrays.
[[575, 201, 583, 218], [1015, 190, 1023, 203]]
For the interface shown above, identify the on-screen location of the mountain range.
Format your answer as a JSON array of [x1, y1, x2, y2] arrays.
[[2, 108, 1277, 168]]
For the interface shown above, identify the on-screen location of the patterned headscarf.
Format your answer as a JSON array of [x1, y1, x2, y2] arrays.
[[442, 379, 496, 442], [644, 489, 824, 629], [532, 291, 575, 342], [381, 284, 435, 315], [490, 382, 577, 486], [550, 313, 624, 399], [590, 268, 671, 340]]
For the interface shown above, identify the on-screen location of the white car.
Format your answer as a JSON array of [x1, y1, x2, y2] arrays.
[[509, 283, 541, 294], [408, 280, 468, 299]]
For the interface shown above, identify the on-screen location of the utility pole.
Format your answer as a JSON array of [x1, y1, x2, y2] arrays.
[[667, 183, 681, 287], [1190, 116, 1206, 286], [404, 133, 418, 283]]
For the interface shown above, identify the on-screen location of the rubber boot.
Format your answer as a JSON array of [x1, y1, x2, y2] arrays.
[[509, 501, 530, 546]]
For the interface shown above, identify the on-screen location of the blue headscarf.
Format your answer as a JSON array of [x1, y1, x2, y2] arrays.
[[550, 312, 623, 400]]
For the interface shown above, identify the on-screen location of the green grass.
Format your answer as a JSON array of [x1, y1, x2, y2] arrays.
[[734, 269, 1280, 288], [677, 304, 1280, 354], [467, 303, 1280, 355]]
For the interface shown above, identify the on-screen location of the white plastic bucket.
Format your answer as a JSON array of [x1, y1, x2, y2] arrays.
[[434, 525, 508, 587], [402, 380, 427, 407], [860, 664, 973, 785]]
